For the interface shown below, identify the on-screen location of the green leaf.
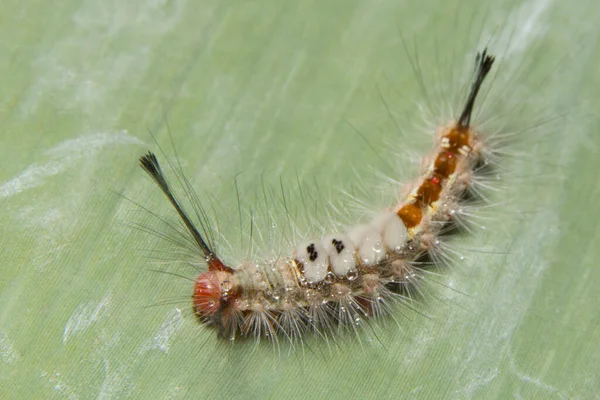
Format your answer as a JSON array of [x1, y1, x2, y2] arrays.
[[1, 0, 599, 398]]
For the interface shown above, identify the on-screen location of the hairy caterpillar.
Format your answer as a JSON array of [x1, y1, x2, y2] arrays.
[[139, 49, 495, 343]]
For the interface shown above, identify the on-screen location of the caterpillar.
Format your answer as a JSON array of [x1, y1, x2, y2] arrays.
[[139, 48, 495, 344]]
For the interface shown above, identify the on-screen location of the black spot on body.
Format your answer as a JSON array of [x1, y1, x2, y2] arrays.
[[307, 243, 318, 262], [332, 238, 345, 253]]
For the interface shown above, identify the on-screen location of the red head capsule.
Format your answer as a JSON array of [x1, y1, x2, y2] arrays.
[[193, 271, 228, 317]]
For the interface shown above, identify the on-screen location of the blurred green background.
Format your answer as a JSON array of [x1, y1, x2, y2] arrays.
[[1, 0, 599, 398]]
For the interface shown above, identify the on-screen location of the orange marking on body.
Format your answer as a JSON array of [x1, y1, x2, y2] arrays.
[[397, 203, 422, 228], [444, 125, 472, 153], [416, 175, 443, 206], [434, 151, 457, 177]]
